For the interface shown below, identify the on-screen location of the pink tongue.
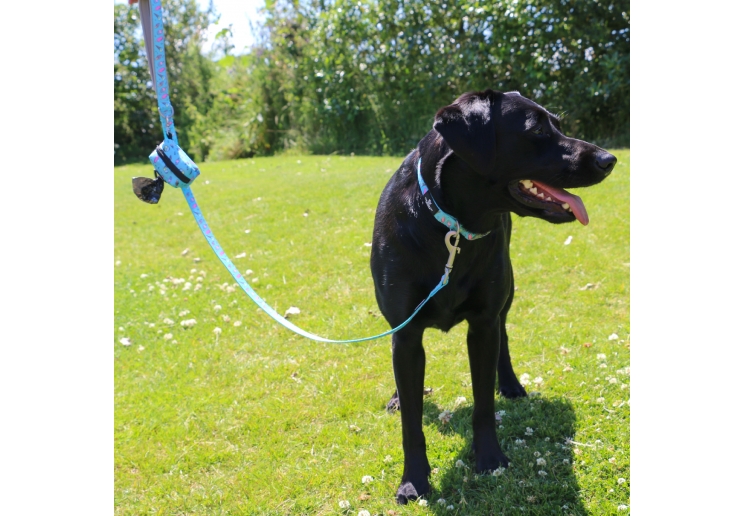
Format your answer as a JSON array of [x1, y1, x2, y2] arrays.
[[530, 180, 589, 225]]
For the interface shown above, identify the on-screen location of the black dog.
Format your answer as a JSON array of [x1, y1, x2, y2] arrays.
[[370, 89, 615, 504]]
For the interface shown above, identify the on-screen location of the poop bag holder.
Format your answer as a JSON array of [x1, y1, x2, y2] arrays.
[[132, 141, 200, 204]]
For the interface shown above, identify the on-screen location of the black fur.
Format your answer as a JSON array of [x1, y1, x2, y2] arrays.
[[370, 89, 615, 504]]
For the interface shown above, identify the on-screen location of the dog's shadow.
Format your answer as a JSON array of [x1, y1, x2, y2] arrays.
[[415, 394, 587, 514]]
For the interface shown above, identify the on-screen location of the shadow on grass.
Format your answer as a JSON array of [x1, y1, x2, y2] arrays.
[[398, 395, 587, 515]]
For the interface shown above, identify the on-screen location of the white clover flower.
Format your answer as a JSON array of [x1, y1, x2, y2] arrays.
[[119, 337, 131, 346], [617, 478, 626, 484], [358, 511, 370, 516], [194, 283, 202, 291], [525, 427, 534, 436], [618, 504, 629, 511], [383, 455, 392, 463], [515, 439, 526, 446], [563, 458, 570, 464], [338, 500, 350, 509], [438, 410, 453, 424], [538, 470, 548, 476], [597, 353, 607, 360], [599, 363, 608, 368], [214, 305, 222, 312], [196, 276, 203, 282], [437, 498, 447, 506], [534, 451, 541, 457], [213, 327, 222, 335], [609, 457, 616, 463], [597, 397, 605, 403], [609, 377, 618, 384], [179, 310, 190, 317], [418, 499, 428, 506], [520, 373, 531, 385], [226, 286, 236, 293], [497, 410, 506, 416], [172, 278, 186, 285], [455, 459, 466, 468], [181, 319, 197, 328], [222, 315, 231, 322], [163, 333, 173, 341], [536, 458, 547, 466], [284, 306, 301, 318], [183, 282, 192, 291], [608, 333, 619, 340], [361, 475, 373, 484], [446, 505, 454, 511], [533, 377, 544, 386], [233, 321, 242, 327], [454, 396, 467, 407], [163, 318, 174, 325], [492, 467, 505, 476], [245, 269, 254, 276]]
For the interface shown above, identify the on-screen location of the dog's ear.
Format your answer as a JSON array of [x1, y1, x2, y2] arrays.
[[433, 93, 498, 176]]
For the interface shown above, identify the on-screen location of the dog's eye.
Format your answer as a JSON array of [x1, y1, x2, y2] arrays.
[[531, 125, 544, 135]]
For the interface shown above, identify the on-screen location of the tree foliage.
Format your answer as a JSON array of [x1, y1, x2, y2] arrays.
[[114, 0, 629, 163]]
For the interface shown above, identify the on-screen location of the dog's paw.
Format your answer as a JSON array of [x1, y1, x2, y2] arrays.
[[386, 391, 400, 413], [474, 451, 510, 474], [396, 479, 430, 505], [499, 382, 527, 399]]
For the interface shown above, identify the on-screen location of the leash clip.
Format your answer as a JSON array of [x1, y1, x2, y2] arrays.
[[442, 229, 461, 285]]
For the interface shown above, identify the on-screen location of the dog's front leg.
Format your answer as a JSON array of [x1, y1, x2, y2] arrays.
[[467, 317, 510, 472], [392, 324, 430, 504]]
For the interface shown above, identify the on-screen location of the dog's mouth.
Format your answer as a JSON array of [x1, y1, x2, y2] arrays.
[[508, 179, 589, 225]]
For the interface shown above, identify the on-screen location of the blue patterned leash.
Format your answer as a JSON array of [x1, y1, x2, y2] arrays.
[[130, 0, 462, 343]]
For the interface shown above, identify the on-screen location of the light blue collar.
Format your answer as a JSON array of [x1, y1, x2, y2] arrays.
[[416, 157, 490, 241]]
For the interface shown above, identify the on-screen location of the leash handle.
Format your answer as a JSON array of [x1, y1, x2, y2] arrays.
[[182, 186, 446, 343]]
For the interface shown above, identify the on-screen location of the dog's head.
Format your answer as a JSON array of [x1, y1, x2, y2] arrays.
[[433, 89, 616, 225]]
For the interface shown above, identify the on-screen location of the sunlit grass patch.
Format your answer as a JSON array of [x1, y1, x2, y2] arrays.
[[115, 151, 629, 514]]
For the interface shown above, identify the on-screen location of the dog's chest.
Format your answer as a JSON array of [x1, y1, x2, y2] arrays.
[[428, 238, 512, 329]]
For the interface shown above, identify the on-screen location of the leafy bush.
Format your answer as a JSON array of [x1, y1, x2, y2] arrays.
[[114, 0, 629, 162]]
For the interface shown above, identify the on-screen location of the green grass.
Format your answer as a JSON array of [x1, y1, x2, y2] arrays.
[[115, 152, 629, 515]]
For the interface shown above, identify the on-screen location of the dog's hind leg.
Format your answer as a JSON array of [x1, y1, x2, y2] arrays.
[[467, 316, 511, 472], [386, 390, 400, 413], [497, 267, 528, 399], [391, 324, 431, 504]]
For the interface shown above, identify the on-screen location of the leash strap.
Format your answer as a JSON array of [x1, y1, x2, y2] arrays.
[[416, 158, 490, 241], [137, 0, 177, 143], [133, 0, 451, 342], [182, 186, 447, 342]]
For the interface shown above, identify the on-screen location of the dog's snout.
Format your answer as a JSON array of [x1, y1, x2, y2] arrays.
[[595, 152, 617, 176]]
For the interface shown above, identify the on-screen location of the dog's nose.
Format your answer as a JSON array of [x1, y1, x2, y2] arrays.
[[595, 152, 617, 176]]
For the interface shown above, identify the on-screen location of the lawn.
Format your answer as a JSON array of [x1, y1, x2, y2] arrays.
[[115, 151, 629, 515]]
